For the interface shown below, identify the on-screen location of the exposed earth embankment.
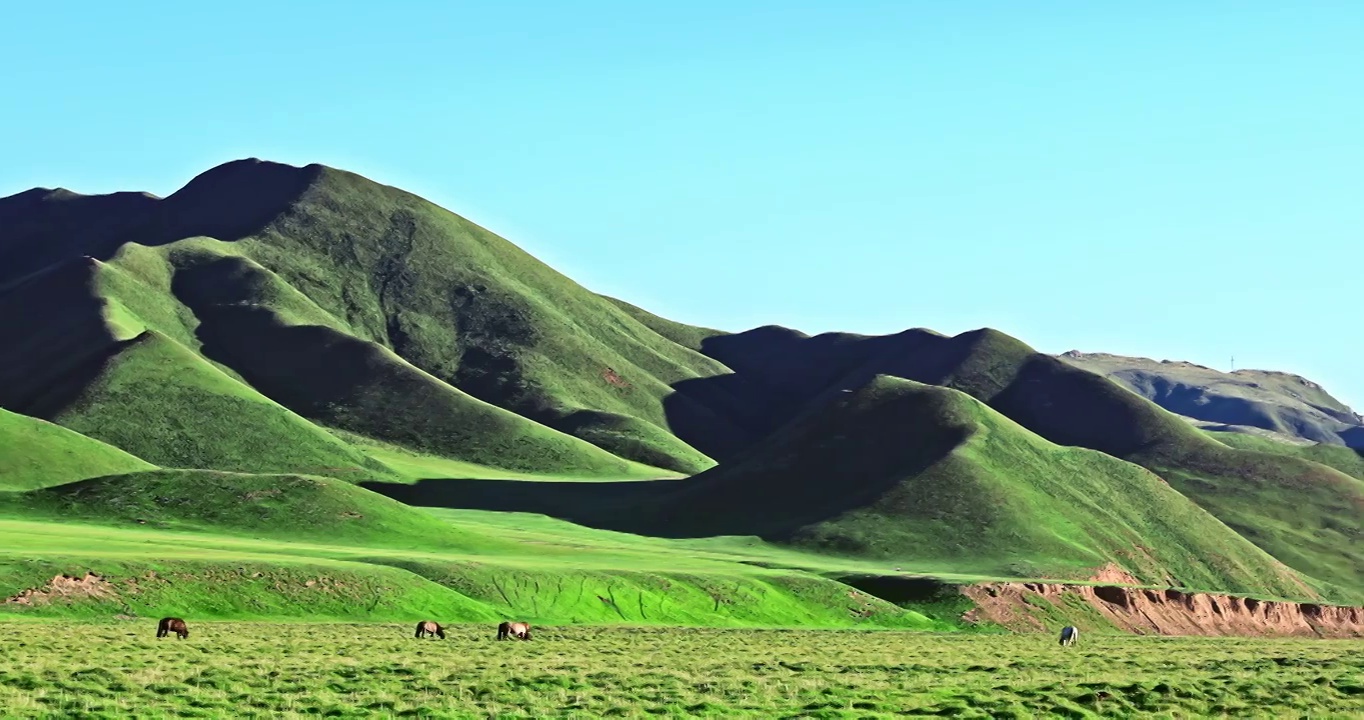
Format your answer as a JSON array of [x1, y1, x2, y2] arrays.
[[840, 573, 1364, 638]]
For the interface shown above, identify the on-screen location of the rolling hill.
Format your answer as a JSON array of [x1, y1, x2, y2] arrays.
[[0, 408, 154, 491], [370, 375, 1317, 600], [4, 157, 1362, 614], [649, 324, 1364, 600], [2, 469, 515, 551]]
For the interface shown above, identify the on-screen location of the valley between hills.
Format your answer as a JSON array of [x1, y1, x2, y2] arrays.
[[2, 158, 1362, 634]]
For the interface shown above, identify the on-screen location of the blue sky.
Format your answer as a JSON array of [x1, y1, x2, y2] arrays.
[[4, 2, 1362, 409]]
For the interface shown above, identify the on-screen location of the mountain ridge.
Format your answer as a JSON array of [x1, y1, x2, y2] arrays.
[[1059, 349, 1364, 448], [4, 157, 1362, 606]]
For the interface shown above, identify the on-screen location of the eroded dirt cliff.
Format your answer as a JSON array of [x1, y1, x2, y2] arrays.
[[962, 581, 1364, 638]]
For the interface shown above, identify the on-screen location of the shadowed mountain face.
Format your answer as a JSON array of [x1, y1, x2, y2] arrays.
[[1058, 351, 1364, 449], [3, 158, 1362, 603]]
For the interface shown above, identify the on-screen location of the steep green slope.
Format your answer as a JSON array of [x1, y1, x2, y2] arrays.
[[0, 218, 672, 480], [171, 160, 728, 472], [624, 376, 1314, 599], [0, 409, 154, 491], [0, 160, 741, 475], [672, 326, 1364, 599], [602, 296, 725, 353], [164, 246, 666, 478], [42, 330, 394, 479]]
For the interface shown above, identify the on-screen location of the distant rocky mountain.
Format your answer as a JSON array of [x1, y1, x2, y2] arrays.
[[1057, 351, 1364, 449]]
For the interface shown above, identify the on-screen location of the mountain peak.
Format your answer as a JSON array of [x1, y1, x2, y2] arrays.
[[159, 158, 322, 242]]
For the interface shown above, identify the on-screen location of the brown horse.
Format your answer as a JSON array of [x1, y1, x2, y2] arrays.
[[415, 620, 446, 639], [156, 617, 189, 639], [497, 621, 531, 640]]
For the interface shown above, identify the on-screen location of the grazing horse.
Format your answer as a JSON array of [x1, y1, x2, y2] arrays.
[[497, 621, 532, 640], [156, 617, 189, 640], [1059, 625, 1079, 646], [414, 621, 446, 639]]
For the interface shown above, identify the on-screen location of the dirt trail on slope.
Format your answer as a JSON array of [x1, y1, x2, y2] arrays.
[[962, 581, 1364, 638]]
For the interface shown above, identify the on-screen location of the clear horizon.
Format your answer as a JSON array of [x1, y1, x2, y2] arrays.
[[4, 2, 1361, 409]]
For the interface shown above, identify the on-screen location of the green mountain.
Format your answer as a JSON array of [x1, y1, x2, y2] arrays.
[[647, 325, 1364, 599], [0, 160, 725, 478], [623, 376, 1315, 599], [3, 158, 1362, 613]]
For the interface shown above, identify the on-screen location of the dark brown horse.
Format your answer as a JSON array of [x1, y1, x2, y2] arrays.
[[415, 620, 446, 639], [156, 617, 189, 639], [497, 621, 531, 640]]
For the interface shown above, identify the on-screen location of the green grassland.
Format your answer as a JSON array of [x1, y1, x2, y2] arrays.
[[0, 409, 153, 491], [0, 623, 1359, 718], [0, 505, 953, 629]]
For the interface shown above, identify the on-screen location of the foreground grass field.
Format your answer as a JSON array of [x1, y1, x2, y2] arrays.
[[0, 623, 1360, 718]]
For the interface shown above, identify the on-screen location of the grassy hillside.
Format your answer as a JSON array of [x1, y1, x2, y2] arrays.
[[0, 234, 669, 481], [44, 331, 397, 480], [651, 325, 1364, 599], [1209, 431, 1364, 481], [0, 510, 940, 628], [168, 246, 664, 478], [0, 409, 154, 491], [0, 160, 740, 476], [2, 470, 517, 551], [890, 333, 1364, 600], [5, 159, 1362, 610], [180, 161, 730, 473], [616, 377, 1315, 598]]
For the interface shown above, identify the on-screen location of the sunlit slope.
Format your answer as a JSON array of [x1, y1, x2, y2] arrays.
[[0, 160, 740, 474], [621, 376, 1313, 599], [0, 187, 683, 479], [164, 246, 665, 478], [1209, 431, 1364, 481], [674, 325, 1364, 599], [2, 469, 516, 551], [169, 160, 730, 472], [42, 330, 398, 479], [0, 409, 154, 491]]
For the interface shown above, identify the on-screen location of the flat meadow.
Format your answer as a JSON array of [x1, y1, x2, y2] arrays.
[[0, 622, 1360, 718]]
